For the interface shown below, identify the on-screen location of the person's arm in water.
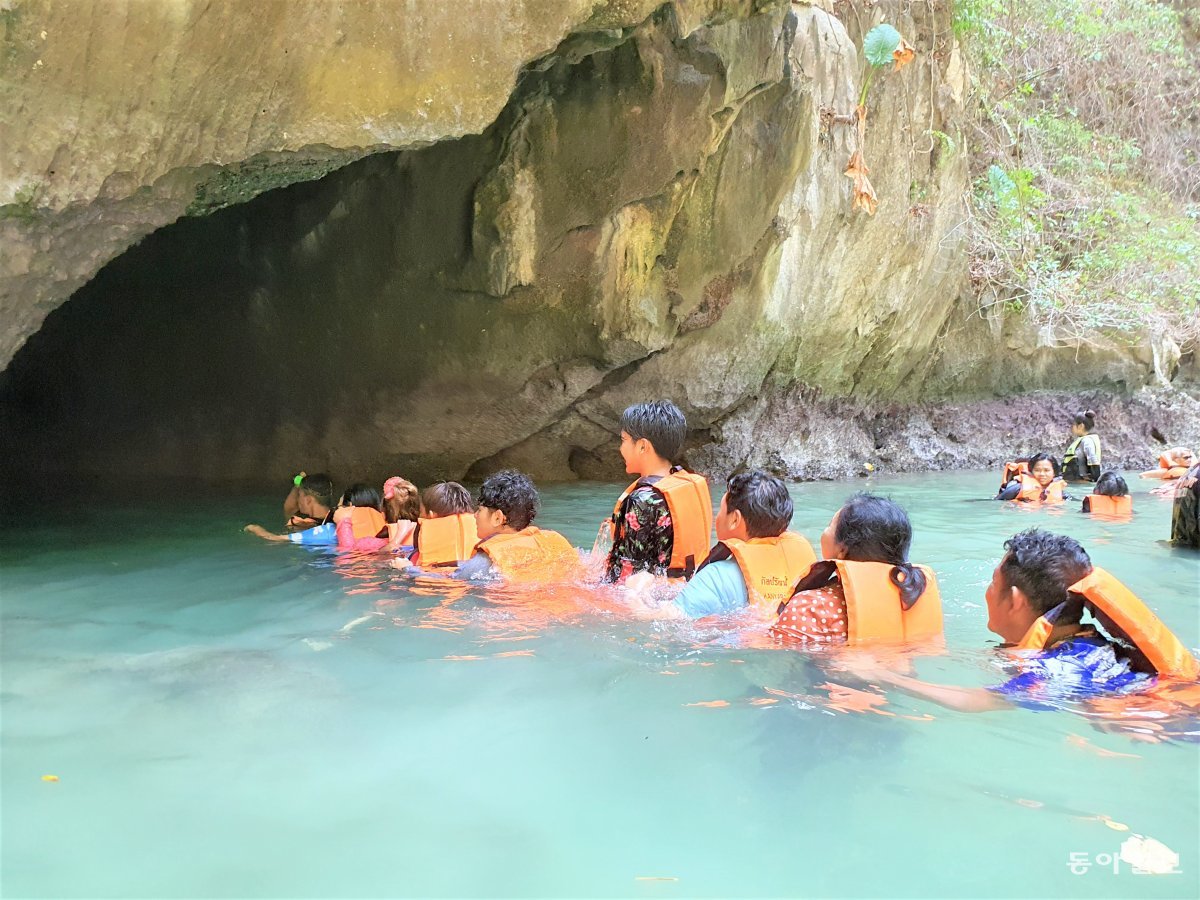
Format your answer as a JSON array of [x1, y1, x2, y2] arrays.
[[244, 524, 290, 542], [839, 658, 1012, 713], [451, 551, 497, 581]]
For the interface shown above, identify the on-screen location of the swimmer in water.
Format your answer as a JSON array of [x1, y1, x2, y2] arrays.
[[996, 453, 1067, 504], [244, 473, 336, 545], [839, 530, 1198, 711]]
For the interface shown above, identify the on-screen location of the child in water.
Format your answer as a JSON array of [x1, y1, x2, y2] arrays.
[[1081, 471, 1131, 515], [334, 483, 390, 551], [997, 453, 1067, 504], [382, 476, 421, 551], [604, 400, 712, 583], [1062, 410, 1102, 482], [407, 481, 478, 568]]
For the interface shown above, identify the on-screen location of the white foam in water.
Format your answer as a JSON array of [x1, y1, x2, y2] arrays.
[[1, 472, 1197, 897]]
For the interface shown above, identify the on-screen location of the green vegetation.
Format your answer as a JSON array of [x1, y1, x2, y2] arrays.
[[958, 0, 1200, 349], [0, 181, 42, 222]]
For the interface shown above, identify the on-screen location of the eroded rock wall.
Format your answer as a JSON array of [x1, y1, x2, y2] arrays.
[[2, 0, 1190, 487]]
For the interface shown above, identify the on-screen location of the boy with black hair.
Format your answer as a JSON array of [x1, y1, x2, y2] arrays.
[[628, 471, 814, 619], [448, 470, 579, 581], [842, 529, 1200, 711], [245, 472, 336, 545], [603, 400, 713, 583]]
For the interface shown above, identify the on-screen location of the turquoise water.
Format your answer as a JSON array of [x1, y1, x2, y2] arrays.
[[2, 471, 1197, 898]]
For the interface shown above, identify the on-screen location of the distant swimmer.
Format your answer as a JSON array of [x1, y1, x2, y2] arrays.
[[1141, 446, 1195, 481], [1062, 409, 1102, 482], [997, 453, 1067, 504], [1080, 471, 1132, 517], [244, 472, 336, 545], [625, 470, 815, 620], [840, 529, 1197, 712]]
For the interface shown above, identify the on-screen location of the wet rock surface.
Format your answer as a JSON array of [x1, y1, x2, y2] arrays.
[[2, 1, 1191, 487]]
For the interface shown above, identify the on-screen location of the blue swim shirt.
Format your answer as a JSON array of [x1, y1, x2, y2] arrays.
[[674, 558, 748, 618]]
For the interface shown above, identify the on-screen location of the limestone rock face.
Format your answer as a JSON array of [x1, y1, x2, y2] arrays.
[[2, 1, 1187, 485]]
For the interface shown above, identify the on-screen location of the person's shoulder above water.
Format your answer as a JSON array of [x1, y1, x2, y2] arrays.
[[674, 558, 747, 618], [993, 631, 1148, 706]]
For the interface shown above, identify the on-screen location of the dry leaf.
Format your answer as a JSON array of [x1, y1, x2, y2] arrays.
[[845, 150, 879, 215], [893, 38, 915, 71]]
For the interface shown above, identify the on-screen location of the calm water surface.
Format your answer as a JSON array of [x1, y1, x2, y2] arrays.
[[2, 471, 1198, 898]]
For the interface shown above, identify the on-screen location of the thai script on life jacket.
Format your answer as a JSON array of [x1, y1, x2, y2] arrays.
[[715, 532, 816, 615]]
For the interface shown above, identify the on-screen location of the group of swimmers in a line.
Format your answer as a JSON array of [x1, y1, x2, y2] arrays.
[[244, 400, 1200, 715]]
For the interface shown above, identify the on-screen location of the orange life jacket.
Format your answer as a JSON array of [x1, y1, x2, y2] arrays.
[[1083, 494, 1132, 517], [415, 514, 479, 568], [476, 527, 580, 581], [1014, 567, 1199, 679], [1001, 460, 1029, 487], [349, 507, 388, 540], [1015, 474, 1066, 504], [716, 532, 817, 615], [610, 470, 713, 578], [836, 560, 944, 644]]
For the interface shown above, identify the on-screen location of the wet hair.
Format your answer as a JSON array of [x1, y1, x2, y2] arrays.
[[1027, 452, 1059, 476], [1073, 409, 1096, 432], [477, 470, 539, 530], [1092, 471, 1129, 497], [382, 477, 420, 524], [340, 483, 383, 511], [793, 493, 926, 608], [725, 470, 793, 538], [298, 473, 334, 509], [998, 529, 1093, 617], [833, 493, 926, 608], [621, 400, 686, 463], [421, 481, 474, 517]]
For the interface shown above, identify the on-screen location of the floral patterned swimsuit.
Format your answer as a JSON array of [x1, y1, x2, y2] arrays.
[[604, 478, 675, 583]]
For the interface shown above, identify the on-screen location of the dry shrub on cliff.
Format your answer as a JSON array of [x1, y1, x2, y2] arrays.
[[959, 0, 1200, 350]]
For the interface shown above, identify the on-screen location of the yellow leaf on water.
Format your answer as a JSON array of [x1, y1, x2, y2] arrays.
[[1103, 817, 1131, 832], [41, 774, 59, 782]]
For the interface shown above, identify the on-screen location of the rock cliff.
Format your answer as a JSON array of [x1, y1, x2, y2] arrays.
[[2, 0, 1194, 484]]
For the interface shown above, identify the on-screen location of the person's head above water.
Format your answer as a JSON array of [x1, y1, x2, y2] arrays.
[[717, 470, 793, 541], [986, 528, 1093, 642], [420, 482, 474, 518], [340, 483, 383, 511], [818, 493, 926, 607], [1093, 471, 1129, 497], [619, 400, 686, 473], [298, 473, 334, 514], [382, 476, 420, 524], [1026, 453, 1058, 486], [475, 470, 539, 540], [1070, 409, 1097, 437]]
